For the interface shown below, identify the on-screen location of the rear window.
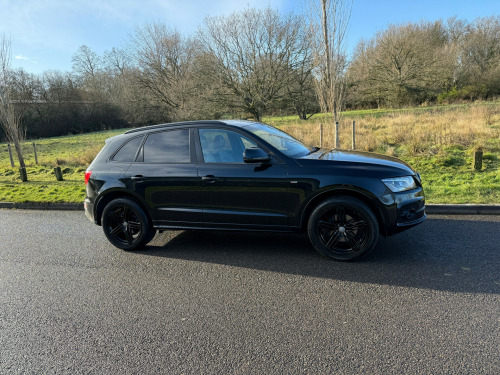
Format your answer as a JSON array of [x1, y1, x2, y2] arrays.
[[112, 136, 144, 162], [143, 129, 190, 163]]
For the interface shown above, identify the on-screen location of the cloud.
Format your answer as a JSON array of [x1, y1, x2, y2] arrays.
[[14, 55, 29, 60]]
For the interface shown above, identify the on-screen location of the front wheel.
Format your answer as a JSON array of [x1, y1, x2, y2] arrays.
[[101, 198, 155, 251], [307, 197, 379, 261]]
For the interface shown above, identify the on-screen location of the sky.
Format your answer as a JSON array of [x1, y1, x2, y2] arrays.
[[1, 0, 499, 74]]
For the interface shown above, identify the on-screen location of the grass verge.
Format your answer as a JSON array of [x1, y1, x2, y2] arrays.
[[1, 103, 499, 204]]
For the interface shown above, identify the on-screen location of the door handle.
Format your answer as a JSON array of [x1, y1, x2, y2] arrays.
[[131, 175, 145, 182], [202, 175, 219, 183]]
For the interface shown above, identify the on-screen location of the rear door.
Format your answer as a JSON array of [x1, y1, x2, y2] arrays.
[[124, 128, 203, 227]]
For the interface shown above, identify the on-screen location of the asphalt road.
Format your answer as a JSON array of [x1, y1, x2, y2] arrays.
[[0, 210, 499, 374]]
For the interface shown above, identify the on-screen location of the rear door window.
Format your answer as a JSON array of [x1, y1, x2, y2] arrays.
[[143, 129, 190, 163]]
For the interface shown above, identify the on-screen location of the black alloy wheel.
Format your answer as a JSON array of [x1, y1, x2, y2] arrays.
[[308, 197, 379, 260], [102, 198, 155, 251]]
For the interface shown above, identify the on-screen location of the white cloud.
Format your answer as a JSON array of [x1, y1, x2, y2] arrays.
[[14, 55, 29, 60]]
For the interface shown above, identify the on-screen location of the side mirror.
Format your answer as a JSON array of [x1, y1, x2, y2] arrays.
[[243, 147, 271, 163]]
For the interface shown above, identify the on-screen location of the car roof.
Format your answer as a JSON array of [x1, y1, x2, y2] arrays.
[[123, 119, 260, 135]]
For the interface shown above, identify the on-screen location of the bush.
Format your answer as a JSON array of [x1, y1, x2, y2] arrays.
[[437, 85, 489, 104]]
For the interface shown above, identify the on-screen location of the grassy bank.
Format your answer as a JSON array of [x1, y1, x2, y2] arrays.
[[1, 102, 499, 204], [277, 102, 500, 204], [0, 129, 128, 203]]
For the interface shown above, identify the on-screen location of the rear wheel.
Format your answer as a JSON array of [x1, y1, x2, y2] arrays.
[[102, 198, 155, 251], [307, 197, 379, 260]]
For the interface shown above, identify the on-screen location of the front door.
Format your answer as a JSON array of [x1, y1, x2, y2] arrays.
[[197, 128, 290, 230]]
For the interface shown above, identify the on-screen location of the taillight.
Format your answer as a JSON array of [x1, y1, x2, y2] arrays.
[[84, 170, 92, 185]]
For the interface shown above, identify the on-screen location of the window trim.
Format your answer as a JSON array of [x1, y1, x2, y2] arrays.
[[109, 135, 145, 163]]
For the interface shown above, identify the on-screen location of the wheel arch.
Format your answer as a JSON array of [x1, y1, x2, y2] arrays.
[[94, 189, 152, 226], [299, 188, 388, 236]]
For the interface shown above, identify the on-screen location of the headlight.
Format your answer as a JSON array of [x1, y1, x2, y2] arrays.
[[382, 176, 417, 193]]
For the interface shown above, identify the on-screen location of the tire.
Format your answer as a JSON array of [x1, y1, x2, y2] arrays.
[[101, 198, 155, 251], [307, 196, 379, 261]]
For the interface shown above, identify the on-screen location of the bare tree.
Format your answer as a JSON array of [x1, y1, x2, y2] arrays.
[[71, 45, 108, 102], [72, 45, 103, 78], [308, 0, 352, 121], [348, 21, 454, 107], [130, 23, 197, 121], [286, 49, 319, 120], [457, 17, 500, 97], [0, 33, 26, 173], [199, 7, 309, 121], [346, 38, 383, 108], [104, 47, 132, 77]]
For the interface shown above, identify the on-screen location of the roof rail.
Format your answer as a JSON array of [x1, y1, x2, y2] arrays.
[[124, 120, 227, 134]]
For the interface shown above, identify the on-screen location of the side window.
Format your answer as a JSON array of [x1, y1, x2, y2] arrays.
[[143, 129, 190, 163], [199, 129, 257, 163], [112, 136, 143, 162]]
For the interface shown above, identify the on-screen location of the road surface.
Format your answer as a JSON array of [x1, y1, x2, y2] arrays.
[[1, 210, 499, 374]]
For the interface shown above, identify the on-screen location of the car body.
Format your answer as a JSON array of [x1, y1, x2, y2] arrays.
[[84, 120, 426, 260]]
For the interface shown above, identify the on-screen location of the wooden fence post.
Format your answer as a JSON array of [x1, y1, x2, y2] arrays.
[[54, 167, 64, 181], [320, 123, 323, 148], [32, 142, 38, 165], [474, 148, 483, 170], [7, 144, 15, 167], [335, 122, 339, 149], [352, 121, 356, 150]]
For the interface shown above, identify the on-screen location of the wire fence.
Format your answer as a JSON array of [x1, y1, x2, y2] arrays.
[[1, 142, 42, 167]]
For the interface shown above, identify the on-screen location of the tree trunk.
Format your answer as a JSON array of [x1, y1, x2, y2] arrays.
[[13, 135, 26, 169], [248, 107, 262, 122], [321, 0, 331, 90], [321, 0, 335, 122], [295, 105, 307, 120]]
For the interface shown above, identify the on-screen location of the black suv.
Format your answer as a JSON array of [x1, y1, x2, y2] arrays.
[[84, 120, 426, 260]]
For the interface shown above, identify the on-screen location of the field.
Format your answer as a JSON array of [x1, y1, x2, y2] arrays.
[[0, 130, 128, 203], [1, 102, 499, 204]]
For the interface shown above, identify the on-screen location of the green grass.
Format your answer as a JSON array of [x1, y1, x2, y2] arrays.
[[0, 128, 129, 167], [0, 128, 130, 203], [403, 151, 499, 204], [1, 104, 499, 204], [0, 168, 85, 203]]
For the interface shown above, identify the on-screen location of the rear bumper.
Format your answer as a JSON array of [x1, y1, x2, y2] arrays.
[[84, 198, 96, 223]]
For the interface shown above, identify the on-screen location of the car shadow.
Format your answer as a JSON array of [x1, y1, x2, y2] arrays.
[[140, 216, 500, 295]]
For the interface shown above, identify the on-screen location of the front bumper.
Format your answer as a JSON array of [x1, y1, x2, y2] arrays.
[[382, 187, 426, 235], [396, 198, 426, 226]]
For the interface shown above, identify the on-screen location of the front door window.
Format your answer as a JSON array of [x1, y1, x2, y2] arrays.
[[199, 128, 257, 163]]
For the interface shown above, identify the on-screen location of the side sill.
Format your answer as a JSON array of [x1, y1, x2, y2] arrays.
[[153, 224, 299, 233]]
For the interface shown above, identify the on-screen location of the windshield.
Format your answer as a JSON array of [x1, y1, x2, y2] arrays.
[[245, 123, 313, 158]]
